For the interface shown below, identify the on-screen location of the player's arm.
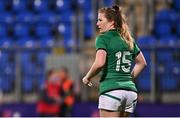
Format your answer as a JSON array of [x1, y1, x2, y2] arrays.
[[131, 52, 147, 79], [82, 49, 107, 86]]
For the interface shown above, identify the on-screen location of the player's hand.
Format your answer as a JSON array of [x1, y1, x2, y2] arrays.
[[82, 76, 92, 87]]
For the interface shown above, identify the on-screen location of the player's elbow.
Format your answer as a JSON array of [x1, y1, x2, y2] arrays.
[[143, 58, 147, 67], [136, 59, 147, 70], [135, 52, 147, 68], [141, 60, 147, 69], [143, 63, 147, 70], [144, 61, 147, 67]]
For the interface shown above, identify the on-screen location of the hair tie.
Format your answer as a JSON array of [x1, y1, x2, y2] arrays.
[[112, 5, 119, 12]]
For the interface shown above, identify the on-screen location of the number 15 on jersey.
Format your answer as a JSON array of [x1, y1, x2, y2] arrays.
[[115, 51, 131, 73]]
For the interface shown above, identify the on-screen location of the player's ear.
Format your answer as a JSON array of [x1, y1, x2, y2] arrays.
[[110, 20, 115, 27]]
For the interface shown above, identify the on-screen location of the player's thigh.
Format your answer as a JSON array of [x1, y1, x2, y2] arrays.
[[98, 91, 122, 111], [120, 111, 131, 117], [125, 91, 137, 113], [100, 109, 120, 117]]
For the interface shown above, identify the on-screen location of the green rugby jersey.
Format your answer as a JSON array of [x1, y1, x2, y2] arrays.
[[95, 30, 140, 95]]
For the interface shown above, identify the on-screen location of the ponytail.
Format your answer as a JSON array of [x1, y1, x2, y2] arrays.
[[119, 13, 134, 50], [113, 6, 134, 50]]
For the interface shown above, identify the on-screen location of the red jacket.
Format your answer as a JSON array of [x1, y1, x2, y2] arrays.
[[37, 80, 61, 114]]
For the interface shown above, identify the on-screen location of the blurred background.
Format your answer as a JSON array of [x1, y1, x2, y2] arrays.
[[0, 0, 180, 117]]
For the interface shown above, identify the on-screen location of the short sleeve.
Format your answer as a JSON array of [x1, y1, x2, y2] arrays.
[[95, 35, 107, 51], [132, 42, 140, 59]]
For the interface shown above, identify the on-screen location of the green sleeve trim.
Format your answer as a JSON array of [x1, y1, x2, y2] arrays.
[[135, 51, 140, 58]]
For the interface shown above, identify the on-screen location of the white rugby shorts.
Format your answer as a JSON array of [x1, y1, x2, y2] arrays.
[[98, 89, 137, 113]]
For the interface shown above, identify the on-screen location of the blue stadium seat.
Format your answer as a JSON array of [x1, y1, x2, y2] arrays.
[[173, 0, 180, 12], [154, 22, 172, 38], [15, 11, 34, 24], [157, 55, 180, 76], [15, 38, 47, 81], [103, 0, 114, 7], [0, 39, 15, 75], [77, 0, 91, 10], [0, 24, 8, 37], [22, 78, 34, 92], [33, 0, 49, 12], [35, 24, 52, 37], [60, 10, 74, 23], [0, 77, 13, 92], [0, 61, 15, 87], [170, 11, 178, 27], [155, 9, 177, 24], [0, 53, 8, 66], [0, 12, 13, 24], [57, 23, 72, 38], [137, 74, 151, 91], [15, 43, 37, 79], [56, 10, 74, 24], [158, 35, 177, 46], [2, 74, 15, 86], [157, 51, 173, 64], [14, 23, 30, 37], [157, 51, 173, 63], [169, 63, 180, 75], [0, 53, 15, 66], [20, 52, 32, 63], [37, 77, 46, 89], [83, 10, 94, 38], [56, 0, 71, 11], [39, 36, 55, 47], [12, 0, 29, 12], [57, 22, 74, 49], [160, 75, 178, 91], [37, 11, 57, 24], [20, 51, 30, 61], [137, 35, 156, 46], [84, 9, 94, 22], [0, 37, 14, 48], [156, 63, 167, 75], [78, 3, 93, 41], [154, 8, 178, 38], [84, 21, 93, 39], [20, 52, 42, 80], [22, 63, 39, 76], [0, 0, 6, 11], [16, 37, 37, 47], [36, 52, 48, 71]]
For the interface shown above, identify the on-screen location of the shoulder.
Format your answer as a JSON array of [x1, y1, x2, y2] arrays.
[[96, 34, 104, 39], [97, 32, 111, 39]]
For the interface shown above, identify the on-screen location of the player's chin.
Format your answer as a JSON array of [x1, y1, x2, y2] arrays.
[[98, 28, 102, 32]]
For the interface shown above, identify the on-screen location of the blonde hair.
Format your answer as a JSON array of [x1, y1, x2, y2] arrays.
[[120, 14, 134, 50], [98, 5, 134, 50]]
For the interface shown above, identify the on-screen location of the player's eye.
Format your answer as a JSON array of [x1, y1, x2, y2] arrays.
[[98, 19, 102, 22]]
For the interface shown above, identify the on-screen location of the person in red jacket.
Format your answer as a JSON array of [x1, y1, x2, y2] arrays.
[[37, 69, 62, 117], [59, 67, 75, 117]]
